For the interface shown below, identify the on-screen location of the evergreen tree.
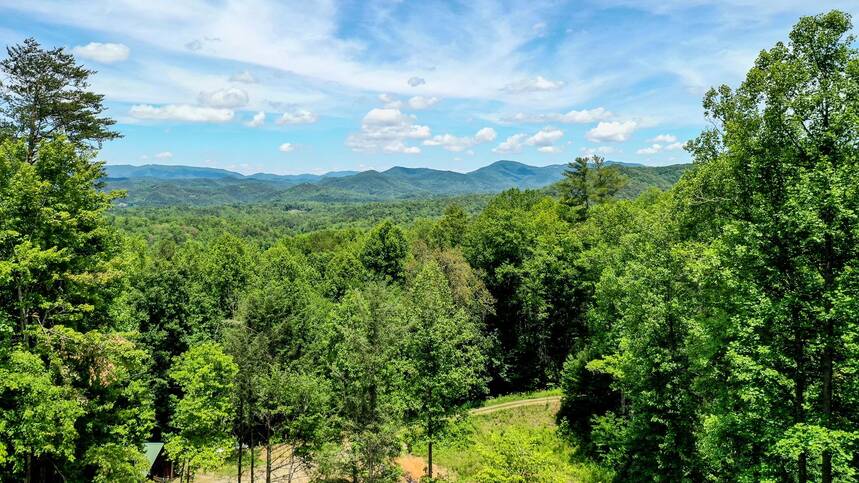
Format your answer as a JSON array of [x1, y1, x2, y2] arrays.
[[0, 38, 119, 162]]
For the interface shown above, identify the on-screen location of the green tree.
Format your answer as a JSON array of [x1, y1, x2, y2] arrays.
[[0, 38, 119, 162], [330, 284, 406, 482], [677, 10, 859, 481], [360, 220, 408, 282], [253, 365, 332, 483], [404, 261, 487, 479], [0, 350, 83, 480], [560, 155, 626, 221], [166, 342, 238, 482]]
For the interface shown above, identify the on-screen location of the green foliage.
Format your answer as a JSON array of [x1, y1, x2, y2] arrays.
[[472, 427, 566, 483], [330, 284, 407, 481], [560, 155, 627, 221], [404, 261, 488, 477], [166, 342, 238, 478], [361, 220, 409, 282], [0, 38, 119, 160], [0, 350, 83, 473]]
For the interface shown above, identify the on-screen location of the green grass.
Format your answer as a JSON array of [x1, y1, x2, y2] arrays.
[[411, 395, 611, 482], [478, 388, 562, 408]]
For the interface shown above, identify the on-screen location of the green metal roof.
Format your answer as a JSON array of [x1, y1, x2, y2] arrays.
[[143, 442, 164, 475]]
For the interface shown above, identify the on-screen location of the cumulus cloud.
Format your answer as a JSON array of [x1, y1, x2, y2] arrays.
[[129, 104, 234, 123], [474, 127, 497, 143], [279, 143, 295, 152], [636, 140, 686, 155], [503, 75, 565, 93], [527, 127, 564, 147], [378, 93, 402, 109], [586, 120, 638, 142], [493, 133, 528, 154], [408, 76, 426, 87], [500, 107, 611, 124], [423, 127, 497, 152], [651, 134, 677, 143], [637, 144, 662, 155], [246, 111, 265, 127], [277, 109, 318, 125], [198, 87, 249, 108], [72, 42, 130, 63], [407, 96, 439, 110], [346, 108, 429, 154], [155, 151, 173, 159], [493, 127, 564, 154], [230, 70, 257, 83]]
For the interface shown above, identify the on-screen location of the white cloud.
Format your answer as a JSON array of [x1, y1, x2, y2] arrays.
[[526, 127, 564, 147], [230, 70, 257, 83], [636, 140, 686, 155], [474, 127, 497, 143], [424, 127, 497, 152], [586, 120, 638, 142], [346, 108, 429, 154], [72, 42, 129, 63], [277, 109, 318, 125], [493, 127, 564, 153], [651, 134, 677, 143], [500, 107, 612, 124], [246, 111, 265, 127], [155, 151, 173, 159], [503, 75, 565, 93], [279, 143, 295, 152], [198, 87, 249, 108], [493, 133, 528, 154], [378, 93, 402, 109], [363, 108, 412, 126], [637, 144, 662, 155], [407, 96, 439, 110], [532, 22, 547, 35], [423, 134, 473, 152], [581, 146, 618, 156], [408, 76, 426, 87], [129, 104, 234, 123], [557, 108, 612, 123]]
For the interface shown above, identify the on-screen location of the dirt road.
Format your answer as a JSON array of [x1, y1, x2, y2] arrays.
[[468, 395, 561, 416]]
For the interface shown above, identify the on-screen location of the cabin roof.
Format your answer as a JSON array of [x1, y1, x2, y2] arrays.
[[143, 442, 164, 475]]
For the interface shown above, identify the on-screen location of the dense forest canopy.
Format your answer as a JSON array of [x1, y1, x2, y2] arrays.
[[0, 9, 858, 483]]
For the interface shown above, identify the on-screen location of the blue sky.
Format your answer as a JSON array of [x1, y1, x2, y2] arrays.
[[1, 1, 856, 175]]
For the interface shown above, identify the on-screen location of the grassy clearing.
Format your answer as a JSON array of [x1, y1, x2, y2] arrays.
[[477, 387, 562, 408], [410, 398, 611, 482]]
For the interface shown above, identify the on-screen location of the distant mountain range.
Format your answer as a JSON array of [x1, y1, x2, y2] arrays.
[[104, 160, 688, 207]]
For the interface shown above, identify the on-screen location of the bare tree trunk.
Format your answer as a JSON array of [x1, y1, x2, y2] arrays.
[[822, 319, 833, 483], [427, 440, 433, 480], [266, 443, 272, 483], [237, 441, 243, 483], [822, 233, 835, 483], [250, 434, 255, 483], [238, 396, 244, 483]]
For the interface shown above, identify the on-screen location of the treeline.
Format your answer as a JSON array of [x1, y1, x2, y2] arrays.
[[557, 11, 859, 482]]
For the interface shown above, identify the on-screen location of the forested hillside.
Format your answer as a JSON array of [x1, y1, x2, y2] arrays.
[[105, 160, 688, 206], [1, 10, 858, 483]]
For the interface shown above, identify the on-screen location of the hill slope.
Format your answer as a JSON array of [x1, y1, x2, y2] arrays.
[[106, 161, 689, 207]]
